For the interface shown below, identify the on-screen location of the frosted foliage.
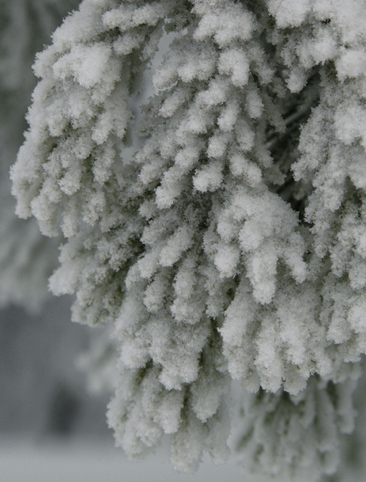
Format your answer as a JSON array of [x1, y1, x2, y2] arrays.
[[77, 326, 119, 394], [11, 0, 179, 237], [235, 366, 360, 481], [10, 0, 366, 479], [0, 0, 80, 309], [330, 362, 366, 482]]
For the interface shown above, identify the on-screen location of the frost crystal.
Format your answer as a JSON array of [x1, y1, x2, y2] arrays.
[[10, 0, 366, 479]]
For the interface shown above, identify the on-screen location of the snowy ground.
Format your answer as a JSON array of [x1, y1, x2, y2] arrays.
[[0, 436, 270, 482]]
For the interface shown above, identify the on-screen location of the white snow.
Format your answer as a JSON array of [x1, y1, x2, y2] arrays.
[[0, 437, 270, 482]]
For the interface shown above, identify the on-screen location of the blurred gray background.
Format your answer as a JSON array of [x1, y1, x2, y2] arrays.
[[0, 298, 109, 438]]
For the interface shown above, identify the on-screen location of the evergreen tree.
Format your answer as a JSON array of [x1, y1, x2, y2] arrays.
[[9, 0, 366, 479]]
